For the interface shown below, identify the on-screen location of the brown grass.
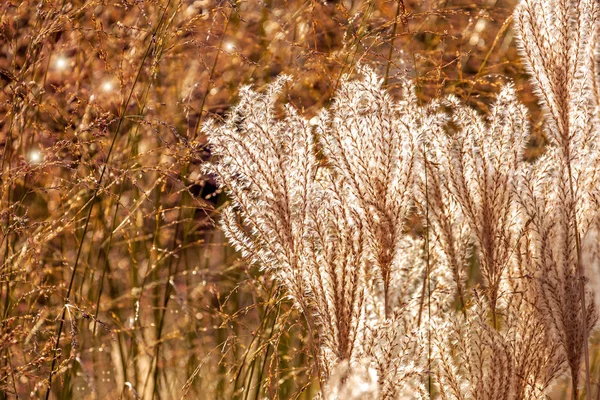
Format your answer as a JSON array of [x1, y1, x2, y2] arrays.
[[3, 0, 591, 399]]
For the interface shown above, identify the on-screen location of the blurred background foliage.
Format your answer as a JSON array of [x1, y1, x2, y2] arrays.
[[0, 0, 562, 398]]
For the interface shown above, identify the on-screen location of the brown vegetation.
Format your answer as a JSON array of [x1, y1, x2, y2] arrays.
[[2, 0, 597, 399]]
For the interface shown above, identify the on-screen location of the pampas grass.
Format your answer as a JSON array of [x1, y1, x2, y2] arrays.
[[207, 0, 600, 398]]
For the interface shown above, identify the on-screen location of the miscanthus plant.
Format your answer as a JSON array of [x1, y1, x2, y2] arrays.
[[205, 0, 600, 398]]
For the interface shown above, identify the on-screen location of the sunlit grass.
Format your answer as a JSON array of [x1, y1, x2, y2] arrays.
[[2, 0, 595, 399]]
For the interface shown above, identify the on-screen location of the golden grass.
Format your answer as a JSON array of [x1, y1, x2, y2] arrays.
[[2, 0, 592, 398]]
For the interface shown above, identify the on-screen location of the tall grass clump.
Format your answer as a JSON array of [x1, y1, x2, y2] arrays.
[[206, 69, 438, 398], [207, 0, 600, 398], [5, 0, 600, 398]]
